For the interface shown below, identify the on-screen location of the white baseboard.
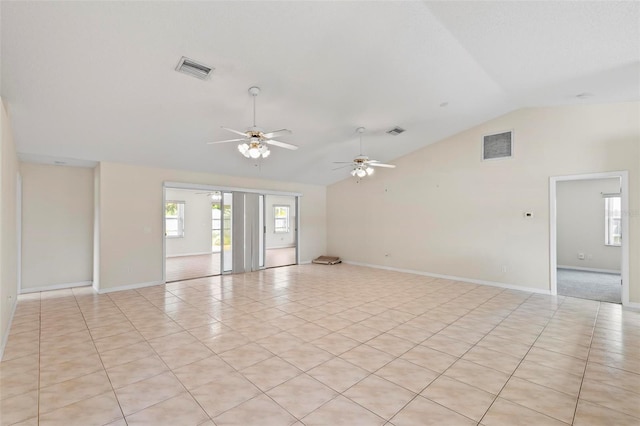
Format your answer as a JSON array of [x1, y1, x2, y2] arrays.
[[343, 260, 551, 295], [97, 280, 164, 294], [558, 265, 621, 274], [166, 251, 213, 258], [299, 260, 311, 265], [20, 281, 93, 294], [624, 301, 640, 311], [0, 297, 18, 362], [266, 245, 296, 250]]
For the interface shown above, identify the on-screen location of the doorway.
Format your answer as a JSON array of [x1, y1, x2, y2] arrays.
[[163, 183, 300, 282], [264, 195, 298, 268], [550, 171, 629, 305]]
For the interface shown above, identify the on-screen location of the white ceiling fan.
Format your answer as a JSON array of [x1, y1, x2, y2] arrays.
[[207, 86, 298, 159], [333, 127, 396, 178]]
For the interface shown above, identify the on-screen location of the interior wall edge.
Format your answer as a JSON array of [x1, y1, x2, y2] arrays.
[[0, 298, 17, 362]]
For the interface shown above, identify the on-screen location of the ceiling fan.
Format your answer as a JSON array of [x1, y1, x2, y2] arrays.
[[333, 127, 396, 178], [207, 86, 298, 159]]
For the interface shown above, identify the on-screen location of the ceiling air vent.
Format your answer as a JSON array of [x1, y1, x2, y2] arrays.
[[386, 126, 406, 136], [175, 56, 214, 80], [482, 130, 513, 161]]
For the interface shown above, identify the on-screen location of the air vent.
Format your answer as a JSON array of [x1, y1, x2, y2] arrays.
[[386, 126, 406, 136], [175, 56, 214, 80], [482, 130, 513, 161]]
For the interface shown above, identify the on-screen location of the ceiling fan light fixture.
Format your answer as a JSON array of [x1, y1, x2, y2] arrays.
[[356, 168, 367, 178], [249, 146, 261, 159], [238, 143, 250, 157], [366, 167, 374, 175]]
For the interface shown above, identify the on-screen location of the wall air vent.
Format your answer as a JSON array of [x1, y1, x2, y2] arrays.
[[482, 130, 513, 161], [386, 126, 406, 136], [175, 56, 214, 80]]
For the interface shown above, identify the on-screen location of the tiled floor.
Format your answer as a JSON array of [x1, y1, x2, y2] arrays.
[[165, 248, 296, 282], [1, 264, 639, 425]]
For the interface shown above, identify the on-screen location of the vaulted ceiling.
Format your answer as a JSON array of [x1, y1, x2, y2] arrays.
[[2, 1, 638, 185]]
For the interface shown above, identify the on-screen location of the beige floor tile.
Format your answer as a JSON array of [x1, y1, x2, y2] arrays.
[[387, 323, 434, 344], [158, 341, 214, 369], [461, 346, 522, 374], [421, 375, 496, 421], [0, 368, 38, 400], [172, 355, 235, 390], [340, 345, 395, 373], [513, 359, 583, 397], [256, 331, 304, 354], [267, 374, 338, 418], [202, 331, 251, 354], [366, 333, 416, 357], [344, 375, 415, 420], [444, 359, 510, 394], [338, 323, 382, 343], [213, 394, 297, 425], [481, 397, 568, 426], [302, 395, 386, 426], [219, 342, 274, 370], [279, 343, 334, 371], [147, 330, 198, 353], [422, 334, 474, 357], [390, 395, 476, 426], [106, 354, 169, 389], [307, 357, 370, 393], [499, 377, 577, 424], [125, 392, 209, 426], [191, 372, 261, 418], [39, 391, 122, 426], [115, 371, 186, 415], [583, 361, 640, 394], [523, 347, 586, 376], [240, 356, 302, 391], [0, 390, 38, 425], [400, 345, 458, 373], [311, 332, 360, 356], [39, 370, 112, 414], [98, 341, 157, 370], [39, 353, 104, 387], [578, 379, 640, 418], [94, 330, 145, 353], [374, 358, 439, 394], [573, 399, 640, 426]]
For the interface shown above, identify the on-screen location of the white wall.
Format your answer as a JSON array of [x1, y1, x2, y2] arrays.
[[557, 178, 621, 272], [165, 189, 213, 257], [327, 102, 640, 303], [0, 99, 19, 359], [96, 162, 326, 291], [20, 162, 94, 291], [265, 195, 296, 249]]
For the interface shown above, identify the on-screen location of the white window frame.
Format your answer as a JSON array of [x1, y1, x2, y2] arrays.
[[165, 200, 185, 238], [604, 195, 622, 247], [274, 205, 290, 233]]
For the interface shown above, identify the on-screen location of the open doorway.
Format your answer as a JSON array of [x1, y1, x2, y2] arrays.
[[550, 171, 629, 305], [264, 195, 297, 268], [164, 188, 224, 282]]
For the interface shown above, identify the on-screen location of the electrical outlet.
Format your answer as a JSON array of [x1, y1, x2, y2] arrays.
[[578, 253, 585, 260], [501, 265, 507, 273]]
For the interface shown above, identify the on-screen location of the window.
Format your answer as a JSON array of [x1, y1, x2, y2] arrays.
[[274, 205, 290, 233], [605, 196, 621, 246], [165, 201, 185, 238]]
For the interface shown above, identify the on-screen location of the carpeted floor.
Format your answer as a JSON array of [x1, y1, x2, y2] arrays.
[[557, 268, 621, 304]]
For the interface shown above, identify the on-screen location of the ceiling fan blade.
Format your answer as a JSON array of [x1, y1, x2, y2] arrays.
[[207, 138, 247, 145], [265, 139, 298, 150], [368, 162, 396, 168], [332, 161, 355, 164], [263, 129, 292, 139], [332, 164, 353, 171], [221, 127, 248, 137]]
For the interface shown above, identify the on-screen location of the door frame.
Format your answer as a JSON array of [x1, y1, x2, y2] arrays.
[[549, 171, 629, 305], [162, 182, 302, 283]]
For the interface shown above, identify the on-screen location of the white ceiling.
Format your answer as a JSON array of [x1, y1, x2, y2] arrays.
[[2, 1, 638, 185]]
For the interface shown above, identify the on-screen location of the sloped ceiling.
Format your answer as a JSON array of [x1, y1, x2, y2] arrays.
[[2, 1, 638, 185]]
